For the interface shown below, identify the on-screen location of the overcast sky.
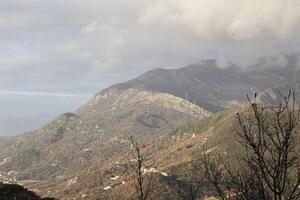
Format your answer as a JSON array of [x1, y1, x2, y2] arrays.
[[0, 0, 300, 135], [1, 0, 300, 94]]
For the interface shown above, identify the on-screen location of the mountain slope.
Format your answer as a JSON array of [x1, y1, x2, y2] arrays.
[[20, 105, 298, 200], [0, 58, 299, 199], [0, 89, 210, 198], [104, 59, 300, 112]]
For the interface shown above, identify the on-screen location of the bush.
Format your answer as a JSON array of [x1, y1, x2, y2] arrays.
[[0, 183, 57, 200]]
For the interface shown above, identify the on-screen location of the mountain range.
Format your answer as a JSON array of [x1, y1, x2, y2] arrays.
[[0, 58, 299, 199]]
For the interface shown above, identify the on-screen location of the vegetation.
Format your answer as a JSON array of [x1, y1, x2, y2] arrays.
[[203, 91, 300, 200], [128, 91, 300, 200], [0, 183, 56, 200], [1, 87, 299, 200], [129, 136, 153, 200]]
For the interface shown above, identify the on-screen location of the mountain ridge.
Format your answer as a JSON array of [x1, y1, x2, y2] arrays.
[[97, 59, 300, 112], [0, 58, 300, 199]]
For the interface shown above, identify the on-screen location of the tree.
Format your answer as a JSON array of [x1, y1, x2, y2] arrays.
[[204, 91, 300, 200], [202, 153, 231, 200], [129, 136, 153, 200], [176, 180, 202, 200]]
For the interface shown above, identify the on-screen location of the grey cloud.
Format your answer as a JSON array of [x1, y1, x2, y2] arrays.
[[140, 0, 300, 41]]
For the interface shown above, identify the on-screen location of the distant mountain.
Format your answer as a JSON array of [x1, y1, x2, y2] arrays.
[[102, 58, 300, 112], [0, 58, 299, 199], [0, 94, 88, 136]]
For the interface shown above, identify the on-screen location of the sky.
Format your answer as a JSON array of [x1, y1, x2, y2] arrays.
[[0, 0, 300, 135]]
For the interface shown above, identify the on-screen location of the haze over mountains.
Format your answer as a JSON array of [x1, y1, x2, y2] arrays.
[[0, 94, 89, 136], [0, 58, 299, 199]]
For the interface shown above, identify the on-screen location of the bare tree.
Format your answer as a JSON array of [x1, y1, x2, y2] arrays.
[[204, 90, 300, 200], [129, 136, 153, 200], [176, 180, 202, 200], [202, 153, 231, 200]]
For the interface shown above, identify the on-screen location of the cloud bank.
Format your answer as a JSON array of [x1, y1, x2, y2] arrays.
[[140, 0, 300, 41]]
